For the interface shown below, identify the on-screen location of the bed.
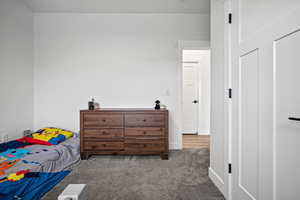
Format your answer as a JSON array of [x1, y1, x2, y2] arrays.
[[0, 135, 80, 200]]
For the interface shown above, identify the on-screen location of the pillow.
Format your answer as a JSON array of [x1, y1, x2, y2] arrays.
[[17, 137, 53, 146], [31, 127, 74, 145]]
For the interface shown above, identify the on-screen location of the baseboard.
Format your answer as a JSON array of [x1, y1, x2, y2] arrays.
[[169, 142, 181, 150], [209, 167, 225, 196], [0, 133, 21, 144], [197, 130, 210, 135]]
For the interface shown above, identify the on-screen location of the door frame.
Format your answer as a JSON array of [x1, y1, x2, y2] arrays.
[[177, 40, 210, 149], [208, 0, 233, 198]]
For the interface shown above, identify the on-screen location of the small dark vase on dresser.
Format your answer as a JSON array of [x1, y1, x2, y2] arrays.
[[80, 108, 169, 160]]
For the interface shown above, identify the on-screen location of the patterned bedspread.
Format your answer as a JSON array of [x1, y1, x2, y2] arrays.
[[0, 137, 80, 200]]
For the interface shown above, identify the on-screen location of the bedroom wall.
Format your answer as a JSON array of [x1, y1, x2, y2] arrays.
[[34, 13, 210, 149], [0, 0, 33, 141]]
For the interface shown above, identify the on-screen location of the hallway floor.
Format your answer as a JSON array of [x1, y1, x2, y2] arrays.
[[182, 135, 210, 149]]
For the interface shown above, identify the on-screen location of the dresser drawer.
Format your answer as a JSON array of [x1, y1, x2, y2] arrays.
[[125, 139, 164, 152], [125, 127, 164, 137], [125, 114, 164, 127], [83, 113, 123, 128], [83, 129, 123, 140], [84, 141, 123, 151]]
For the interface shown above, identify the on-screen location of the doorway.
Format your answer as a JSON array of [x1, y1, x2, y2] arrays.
[[181, 49, 211, 149]]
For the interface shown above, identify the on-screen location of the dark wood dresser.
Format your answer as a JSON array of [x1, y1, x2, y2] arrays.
[[80, 109, 169, 160]]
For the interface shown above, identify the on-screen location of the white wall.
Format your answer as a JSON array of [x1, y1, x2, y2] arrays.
[[0, 0, 33, 141], [183, 50, 210, 135], [34, 13, 210, 149]]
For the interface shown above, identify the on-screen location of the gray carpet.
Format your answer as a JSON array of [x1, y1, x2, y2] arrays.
[[43, 149, 225, 200]]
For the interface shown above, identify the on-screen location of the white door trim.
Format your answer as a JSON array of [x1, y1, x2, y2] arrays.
[[224, 1, 232, 199], [176, 40, 210, 149], [209, 0, 232, 199]]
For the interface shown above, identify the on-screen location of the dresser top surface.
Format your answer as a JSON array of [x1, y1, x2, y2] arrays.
[[81, 108, 168, 112]]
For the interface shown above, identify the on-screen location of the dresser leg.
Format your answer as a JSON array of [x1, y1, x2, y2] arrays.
[[81, 152, 88, 160], [160, 153, 169, 160]]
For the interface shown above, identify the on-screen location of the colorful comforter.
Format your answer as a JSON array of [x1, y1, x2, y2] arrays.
[[0, 137, 80, 200]]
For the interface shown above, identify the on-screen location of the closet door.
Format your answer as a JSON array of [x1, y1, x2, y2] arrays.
[[231, 0, 300, 200]]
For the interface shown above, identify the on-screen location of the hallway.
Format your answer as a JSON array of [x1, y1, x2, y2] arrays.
[[183, 135, 210, 149]]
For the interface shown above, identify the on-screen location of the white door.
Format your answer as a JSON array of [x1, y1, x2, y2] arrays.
[[276, 32, 300, 200], [182, 63, 199, 134], [231, 0, 300, 199]]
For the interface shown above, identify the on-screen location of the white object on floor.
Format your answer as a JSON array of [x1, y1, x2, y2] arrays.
[[58, 184, 87, 200]]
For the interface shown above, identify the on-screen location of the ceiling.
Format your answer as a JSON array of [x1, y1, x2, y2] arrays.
[[22, 0, 210, 14]]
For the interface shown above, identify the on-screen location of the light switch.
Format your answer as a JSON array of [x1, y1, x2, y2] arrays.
[[164, 89, 170, 96]]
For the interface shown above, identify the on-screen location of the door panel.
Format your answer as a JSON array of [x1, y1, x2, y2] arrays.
[[275, 30, 300, 200], [240, 0, 299, 41], [182, 63, 198, 133], [239, 50, 259, 200]]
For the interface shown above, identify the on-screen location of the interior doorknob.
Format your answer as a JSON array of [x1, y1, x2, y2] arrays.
[[193, 100, 199, 104]]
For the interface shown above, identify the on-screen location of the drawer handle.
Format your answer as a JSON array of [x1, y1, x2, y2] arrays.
[[138, 137, 158, 140], [102, 119, 106, 122], [143, 131, 147, 135], [102, 131, 108, 135], [102, 144, 106, 147], [143, 119, 147, 122]]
